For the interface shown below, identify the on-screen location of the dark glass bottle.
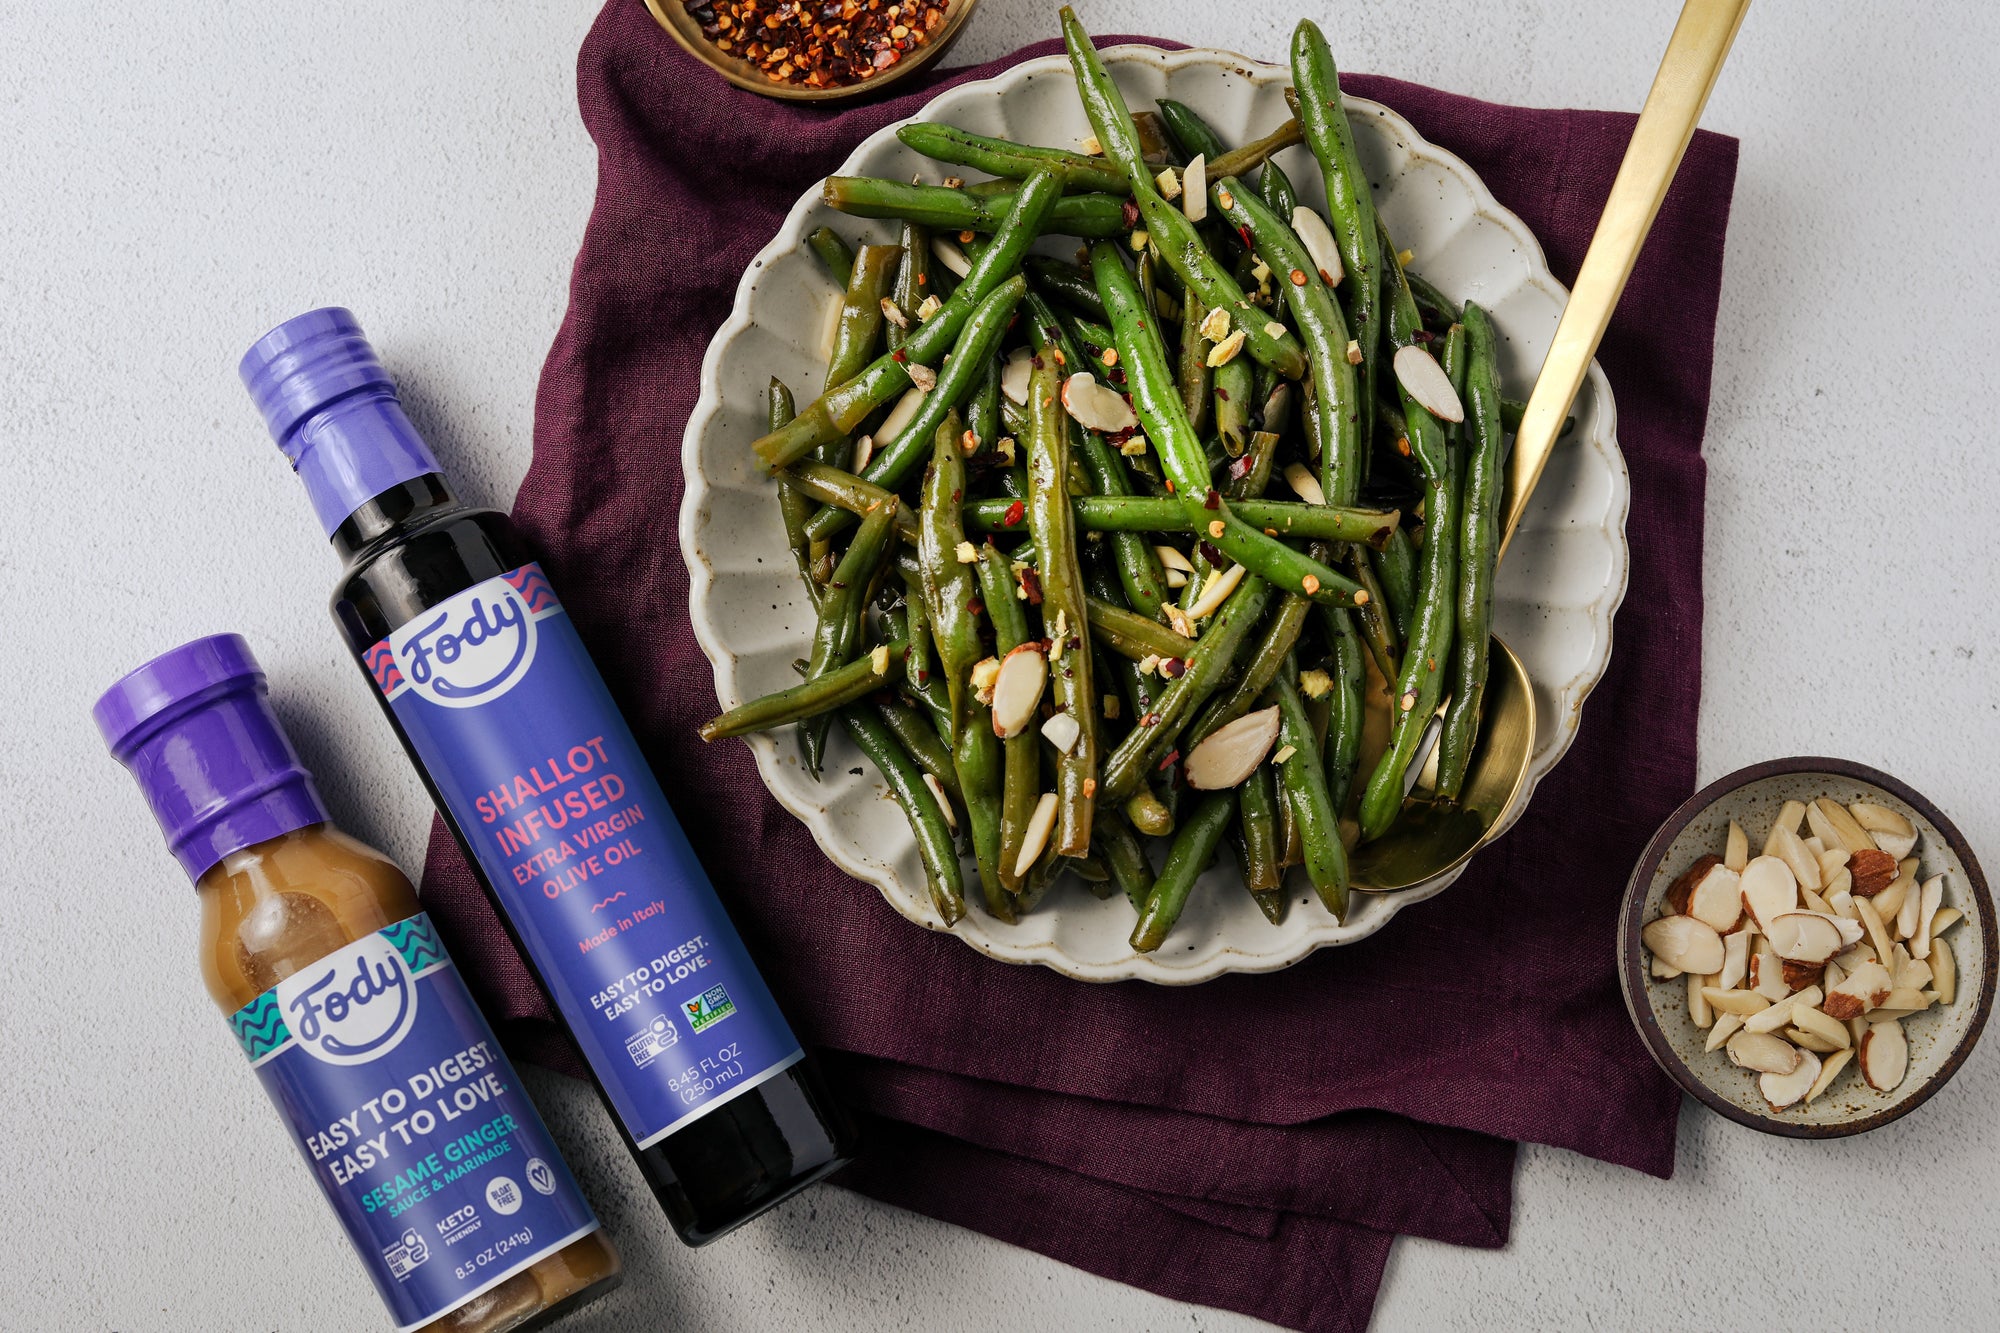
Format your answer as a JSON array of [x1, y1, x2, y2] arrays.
[[242, 309, 856, 1245]]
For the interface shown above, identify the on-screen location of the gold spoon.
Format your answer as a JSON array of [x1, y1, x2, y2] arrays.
[[1350, 0, 1751, 892]]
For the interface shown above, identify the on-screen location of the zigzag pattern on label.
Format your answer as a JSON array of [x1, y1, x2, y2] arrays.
[[229, 991, 291, 1063], [364, 641, 405, 696], [384, 914, 448, 974], [503, 563, 561, 617]]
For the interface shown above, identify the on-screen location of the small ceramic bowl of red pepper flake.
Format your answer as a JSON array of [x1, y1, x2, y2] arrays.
[[643, 0, 979, 101]]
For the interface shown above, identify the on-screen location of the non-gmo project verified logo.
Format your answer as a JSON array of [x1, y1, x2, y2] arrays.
[[682, 984, 736, 1034]]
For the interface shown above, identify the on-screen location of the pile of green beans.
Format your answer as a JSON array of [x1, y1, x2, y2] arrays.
[[702, 8, 1541, 951]]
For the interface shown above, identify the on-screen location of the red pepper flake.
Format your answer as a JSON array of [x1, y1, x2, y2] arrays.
[[1198, 541, 1224, 566], [1214, 387, 1229, 401], [1158, 657, 1186, 679], [1138, 711, 1161, 728], [1202, 488, 1221, 510], [967, 596, 985, 616], [689, 0, 947, 89], [1121, 199, 1141, 229], [891, 348, 908, 363], [1156, 748, 1180, 771], [1002, 499, 1026, 527], [1227, 454, 1253, 481], [1289, 268, 1308, 286], [1236, 224, 1254, 249]]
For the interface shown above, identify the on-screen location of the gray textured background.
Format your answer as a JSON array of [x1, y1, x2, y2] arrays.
[[6, 0, 1997, 1328]]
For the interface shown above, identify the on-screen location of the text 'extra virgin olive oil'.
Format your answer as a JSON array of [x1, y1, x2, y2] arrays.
[[240, 308, 857, 1244]]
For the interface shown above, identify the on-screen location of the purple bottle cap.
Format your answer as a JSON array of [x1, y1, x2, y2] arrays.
[[239, 308, 442, 536], [94, 634, 329, 882]]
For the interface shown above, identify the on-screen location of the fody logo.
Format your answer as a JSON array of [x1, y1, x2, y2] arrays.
[[276, 934, 419, 1066], [390, 582, 539, 709]]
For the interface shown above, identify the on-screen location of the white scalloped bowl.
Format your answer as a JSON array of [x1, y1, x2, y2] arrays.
[[681, 46, 1627, 984]]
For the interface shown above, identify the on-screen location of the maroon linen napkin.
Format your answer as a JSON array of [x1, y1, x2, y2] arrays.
[[418, 3, 1737, 1327]]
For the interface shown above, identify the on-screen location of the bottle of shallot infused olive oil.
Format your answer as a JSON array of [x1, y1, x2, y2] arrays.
[[95, 634, 620, 1332], [241, 308, 856, 1245]]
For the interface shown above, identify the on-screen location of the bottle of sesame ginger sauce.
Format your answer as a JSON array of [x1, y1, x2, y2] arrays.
[[240, 309, 856, 1245], [94, 634, 619, 1332]]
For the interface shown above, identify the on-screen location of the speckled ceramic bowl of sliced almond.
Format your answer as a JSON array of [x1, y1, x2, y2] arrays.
[[1619, 757, 1995, 1137]]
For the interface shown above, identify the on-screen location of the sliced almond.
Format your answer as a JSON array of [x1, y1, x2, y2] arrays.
[[1858, 1019, 1908, 1092], [1847, 847, 1899, 897], [1283, 461, 1326, 506], [1702, 987, 1771, 1017], [1727, 1030, 1801, 1075], [1764, 800, 1808, 852], [878, 385, 928, 446], [1931, 906, 1964, 937], [1687, 863, 1744, 933], [1724, 819, 1750, 871], [1717, 930, 1751, 991], [1740, 856, 1799, 931], [1787, 1027, 1840, 1054], [1650, 956, 1682, 980], [1822, 959, 1892, 1021], [969, 655, 1001, 703], [1876, 987, 1933, 1014], [1856, 896, 1895, 968], [1665, 853, 1720, 915], [1825, 958, 1847, 992], [1040, 710, 1082, 756], [1750, 939, 1790, 1000], [1910, 875, 1944, 959], [1817, 845, 1852, 877], [1788, 1004, 1852, 1050], [1000, 347, 1034, 405], [1198, 305, 1232, 342], [1849, 801, 1918, 858], [1153, 166, 1182, 200], [1894, 954, 1934, 992], [1183, 706, 1281, 791], [1060, 372, 1138, 434], [1154, 543, 1194, 574], [1800, 886, 1834, 915], [1762, 1048, 1823, 1111], [1780, 959, 1825, 992], [1896, 873, 1923, 939], [1766, 911, 1846, 963], [1871, 873, 1912, 922], [1012, 792, 1059, 879], [1745, 985, 1822, 1034], [989, 644, 1047, 739], [1206, 328, 1247, 367], [1181, 153, 1208, 222], [920, 772, 959, 833], [929, 235, 972, 278], [1184, 562, 1247, 621], [1289, 205, 1345, 286], [1805, 1047, 1853, 1102], [1642, 914, 1725, 975], [1803, 834, 1827, 858], [1392, 344, 1464, 423], [1828, 887, 1858, 920], [1705, 1011, 1747, 1052], [1933, 935, 1958, 1005], [1769, 824, 1824, 892], [1688, 972, 1714, 1029], [1811, 797, 1878, 854]]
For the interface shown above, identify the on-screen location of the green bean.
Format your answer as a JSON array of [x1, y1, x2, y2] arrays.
[[770, 380, 819, 606], [1187, 592, 1309, 748], [953, 691, 1014, 922], [885, 221, 930, 354], [1099, 571, 1272, 803], [973, 544, 1040, 892], [1236, 763, 1285, 912], [1090, 241, 1368, 608], [1270, 659, 1348, 916], [1358, 383, 1460, 841], [872, 691, 959, 801], [797, 495, 898, 776], [1125, 787, 1174, 838], [1322, 605, 1368, 814], [1347, 545, 1400, 681], [1095, 809, 1156, 911], [1025, 255, 1108, 320], [1208, 118, 1306, 183], [700, 638, 908, 741], [1290, 21, 1382, 456], [966, 352, 1002, 453], [1499, 397, 1574, 438], [808, 226, 854, 286], [1435, 301, 1505, 801], [1026, 340, 1098, 854], [1155, 99, 1227, 163], [1214, 348, 1254, 458], [827, 244, 896, 395], [918, 414, 982, 739], [1131, 790, 1235, 952], [963, 496, 1400, 550], [1406, 270, 1461, 332], [1061, 9, 1307, 380], [1258, 156, 1299, 220], [1225, 430, 1279, 502], [821, 175, 1127, 238], [895, 577, 953, 738], [783, 460, 919, 541], [840, 705, 965, 924], [801, 272, 1029, 543], [1086, 595, 1195, 662], [1208, 176, 1359, 505], [1370, 524, 1417, 645], [755, 173, 1062, 471], [1064, 311, 1119, 358], [1260, 380, 1296, 437], [1178, 294, 1215, 437], [895, 121, 1131, 193], [1378, 225, 1451, 485]]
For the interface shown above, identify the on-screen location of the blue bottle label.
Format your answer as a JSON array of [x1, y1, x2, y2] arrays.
[[368, 564, 804, 1150], [232, 913, 600, 1331]]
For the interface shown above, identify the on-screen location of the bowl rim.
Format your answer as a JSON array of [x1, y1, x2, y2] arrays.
[[640, 0, 979, 103], [1618, 754, 1997, 1138]]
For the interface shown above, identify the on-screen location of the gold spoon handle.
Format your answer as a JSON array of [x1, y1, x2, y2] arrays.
[[1499, 0, 1750, 556]]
